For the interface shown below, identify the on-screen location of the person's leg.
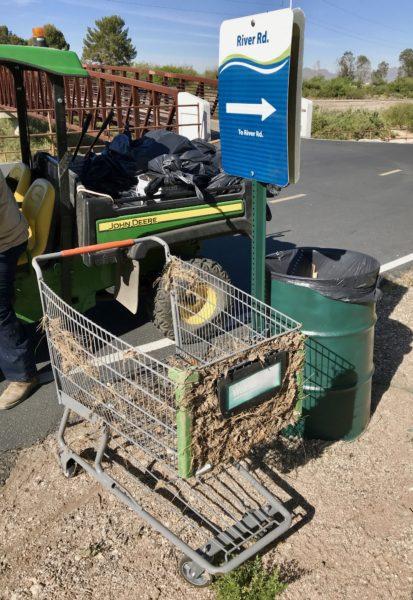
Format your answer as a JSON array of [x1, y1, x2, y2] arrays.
[[0, 242, 37, 409]]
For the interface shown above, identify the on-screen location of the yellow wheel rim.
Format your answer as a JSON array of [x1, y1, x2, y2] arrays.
[[179, 284, 218, 326]]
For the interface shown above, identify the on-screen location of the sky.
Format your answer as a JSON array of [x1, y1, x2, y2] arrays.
[[1, 0, 412, 73]]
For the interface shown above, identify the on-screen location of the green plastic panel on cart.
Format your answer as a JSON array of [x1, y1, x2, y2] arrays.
[[0, 44, 88, 76], [96, 199, 245, 243]]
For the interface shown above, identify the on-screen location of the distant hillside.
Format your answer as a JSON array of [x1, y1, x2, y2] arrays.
[[303, 67, 335, 80], [303, 66, 399, 82]]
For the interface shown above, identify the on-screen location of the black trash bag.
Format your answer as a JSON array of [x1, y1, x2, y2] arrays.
[[146, 154, 210, 200], [192, 138, 218, 159], [148, 153, 182, 174], [145, 173, 210, 200], [107, 133, 130, 155], [130, 131, 196, 171], [144, 129, 195, 154], [74, 128, 240, 200], [205, 172, 243, 196], [74, 133, 168, 195], [70, 152, 132, 196], [178, 151, 218, 177], [129, 136, 173, 172], [79, 153, 138, 196], [146, 134, 219, 175], [266, 247, 381, 303], [191, 139, 222, 173], [144, 132, 220, 178], [70, 134, 136, 196]]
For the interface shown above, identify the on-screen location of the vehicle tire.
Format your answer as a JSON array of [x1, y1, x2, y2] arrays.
[[153, 258, 231, 340], [178, 556, 213, 587]]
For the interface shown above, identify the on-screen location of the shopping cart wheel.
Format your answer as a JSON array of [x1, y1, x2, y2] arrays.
[[61, 457, 78, 479], [179, 556, 212, 587]]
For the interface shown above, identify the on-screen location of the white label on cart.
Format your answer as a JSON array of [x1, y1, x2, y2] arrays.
[[227, 362, 282, 410]]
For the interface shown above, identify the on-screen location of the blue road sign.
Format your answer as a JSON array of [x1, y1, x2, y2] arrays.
[[219, 9, 294, 186]]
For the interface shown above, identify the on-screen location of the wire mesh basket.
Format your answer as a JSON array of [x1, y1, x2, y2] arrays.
[[35, 238, 301, 478]]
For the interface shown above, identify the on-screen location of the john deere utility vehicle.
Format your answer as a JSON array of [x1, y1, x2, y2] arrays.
[[0, 45, 252, 329]]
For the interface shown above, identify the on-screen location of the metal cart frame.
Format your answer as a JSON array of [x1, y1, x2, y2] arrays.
[[33, 236, 297, 586]]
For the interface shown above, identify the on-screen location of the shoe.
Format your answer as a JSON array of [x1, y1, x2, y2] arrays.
[[0, 377, 39, 410]]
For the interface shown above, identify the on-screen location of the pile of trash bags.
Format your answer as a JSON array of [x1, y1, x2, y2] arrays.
[[71, 129, 242, 201]]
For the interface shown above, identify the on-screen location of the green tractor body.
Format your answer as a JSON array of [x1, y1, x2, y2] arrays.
[[0, 45, 251, 323]]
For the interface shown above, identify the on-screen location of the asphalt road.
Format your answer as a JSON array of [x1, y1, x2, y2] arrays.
[[1, 138, 412, 454]]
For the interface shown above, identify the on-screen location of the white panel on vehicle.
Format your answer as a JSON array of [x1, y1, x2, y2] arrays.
[[178, 91, 211, 141], [301, 97, 313, 138]]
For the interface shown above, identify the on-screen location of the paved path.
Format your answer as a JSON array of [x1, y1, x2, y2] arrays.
[[269, 139, 413, 262], [1, 138, 412, 455], [204, 138, 413, 287]]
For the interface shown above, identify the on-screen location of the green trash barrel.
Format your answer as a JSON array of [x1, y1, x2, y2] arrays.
[[266, 248, 380, 440]]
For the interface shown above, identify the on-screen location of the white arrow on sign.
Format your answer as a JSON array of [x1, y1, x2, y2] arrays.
[[226, 98, 276, 121]]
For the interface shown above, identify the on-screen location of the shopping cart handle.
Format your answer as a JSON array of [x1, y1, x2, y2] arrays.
[[32, 235, 172, 279], [61, 239, 136, 257]]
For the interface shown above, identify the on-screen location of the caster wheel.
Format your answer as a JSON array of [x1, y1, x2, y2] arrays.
[[179, 556, 212, 587], [62, 458, 78, 479]]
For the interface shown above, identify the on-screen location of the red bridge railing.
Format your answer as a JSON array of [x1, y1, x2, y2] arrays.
[[86, 64, 219, 117], [0, 63, 217, 159], [0, 65, 180, 139]]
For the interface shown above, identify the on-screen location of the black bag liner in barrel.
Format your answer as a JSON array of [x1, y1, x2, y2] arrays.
[[266, 247, 381, 303]]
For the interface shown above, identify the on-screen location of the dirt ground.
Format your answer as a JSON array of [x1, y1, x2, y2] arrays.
[[0, 271, 412, 600], [314, 98, 413, 112]]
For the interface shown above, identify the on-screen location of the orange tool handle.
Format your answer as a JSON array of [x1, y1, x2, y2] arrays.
[[60, 239, 135, 257]]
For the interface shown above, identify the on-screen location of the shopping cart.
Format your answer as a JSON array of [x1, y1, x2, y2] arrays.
[[33, 237, 301, 586]]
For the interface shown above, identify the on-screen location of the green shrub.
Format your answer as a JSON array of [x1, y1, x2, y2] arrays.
[[303, 76, 367, 99], [133, 61, 218, 80], [303, 75, 413, 99], [203, 67, 218, 79], [383, 103, 413, 130], [213, 557, 287, 600], [311, 107, 390, 140], [325, 77, 362, 99], [134, 61, 197, 75], [365, 81, 388, 96], [0, 116, 51, 161], [132, 61, 199, 86], [344, 86, 366, 99], [302, 75, 326, 98], [157, 64, 197, 76], [387, 77, 413, 98]]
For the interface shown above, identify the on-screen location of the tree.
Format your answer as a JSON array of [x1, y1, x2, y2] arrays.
[[399, 48, 413, 77], [44, 24, 70, 50], [28, 24, 70, 49], [0, 25, 27, 45], [372, 60, 389, 85], [338, 51, 355, 80], [355, 55, 371, 84], [82, 15, 136, 65]]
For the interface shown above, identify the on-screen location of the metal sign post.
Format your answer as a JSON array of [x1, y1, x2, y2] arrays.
[[219, 8, 304, 301], [251, 181, 267, 300]]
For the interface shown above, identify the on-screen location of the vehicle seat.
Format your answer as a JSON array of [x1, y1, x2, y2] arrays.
[[18, 178, 55, 266], [7, 162, 31, 204]]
